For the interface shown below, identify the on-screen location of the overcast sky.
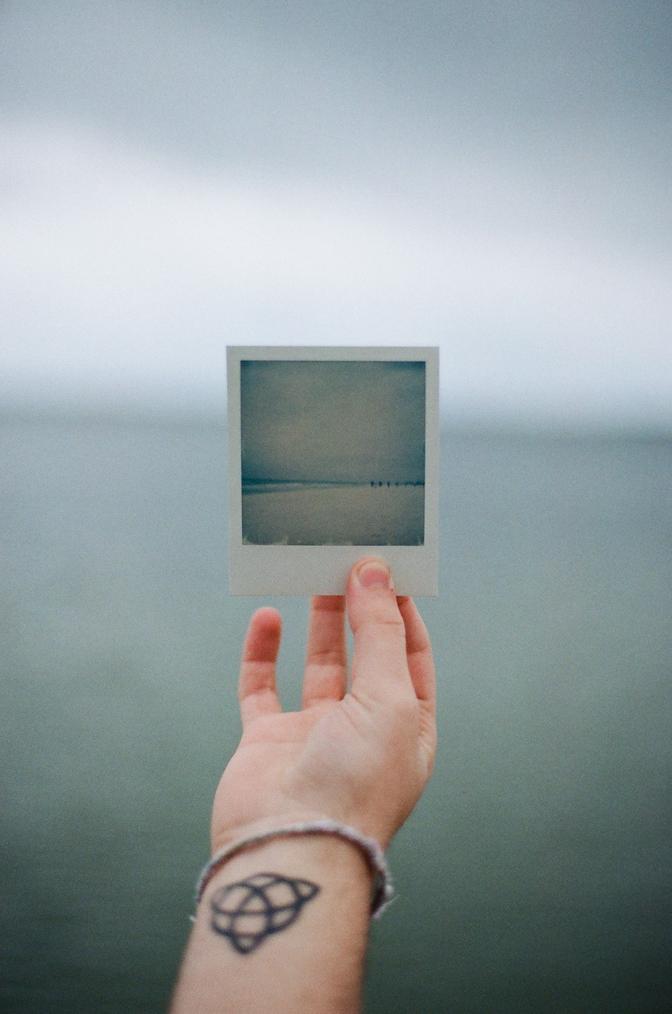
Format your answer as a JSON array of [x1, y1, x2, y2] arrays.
[[241, 360, 425, 482], [1, 1, 670, 426]]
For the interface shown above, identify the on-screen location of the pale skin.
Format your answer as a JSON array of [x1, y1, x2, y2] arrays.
[[171, 557, 437, 1014]]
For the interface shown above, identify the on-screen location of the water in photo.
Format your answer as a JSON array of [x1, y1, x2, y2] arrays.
[[240, 360, 425, 545]]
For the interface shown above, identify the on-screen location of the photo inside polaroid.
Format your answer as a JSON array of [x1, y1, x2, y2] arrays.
[[240, 359, 425, 546]]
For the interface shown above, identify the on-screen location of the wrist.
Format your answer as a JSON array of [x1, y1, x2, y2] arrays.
[[211, 812, 332, 856], [201, 833, 371, 901], [201, 818, 394, 917], [194, 834, 373, 959], [175, 826, 373, 1013]]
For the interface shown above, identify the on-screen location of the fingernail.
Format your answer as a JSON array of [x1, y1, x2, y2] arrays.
[[356, 560, 392, 590]]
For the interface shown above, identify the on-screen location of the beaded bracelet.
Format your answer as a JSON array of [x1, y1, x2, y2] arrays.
[[195, 819, 394, 918]]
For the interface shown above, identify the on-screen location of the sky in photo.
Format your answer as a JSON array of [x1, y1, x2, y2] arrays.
[[1, 1, 671, 425], [241, 360, 425, 482]]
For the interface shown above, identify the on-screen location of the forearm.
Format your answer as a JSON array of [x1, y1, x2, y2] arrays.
[[170, 835, 372, 1014]]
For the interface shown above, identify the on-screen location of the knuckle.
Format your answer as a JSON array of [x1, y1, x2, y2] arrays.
[[306, 646, 346, 667], [358, 615, 406, 641]]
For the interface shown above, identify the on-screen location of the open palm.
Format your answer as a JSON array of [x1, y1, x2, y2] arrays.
[[211, 560, 436, 853]]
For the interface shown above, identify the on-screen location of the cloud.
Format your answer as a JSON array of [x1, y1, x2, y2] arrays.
[[1, 1, 670, 425], [241, 361, 425, 481], [1, 118, 670, 424]]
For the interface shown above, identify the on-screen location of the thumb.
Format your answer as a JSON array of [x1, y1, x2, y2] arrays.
[[346, 558, 410, 697]]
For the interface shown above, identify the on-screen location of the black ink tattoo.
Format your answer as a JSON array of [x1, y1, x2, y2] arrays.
[[209, 873, 320, 954]]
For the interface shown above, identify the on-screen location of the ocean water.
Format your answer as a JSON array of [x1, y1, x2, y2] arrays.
[[1, 414, 671, 1013]]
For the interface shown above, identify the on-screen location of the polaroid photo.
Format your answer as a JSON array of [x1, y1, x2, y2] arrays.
[[227, 346, 439, 596]]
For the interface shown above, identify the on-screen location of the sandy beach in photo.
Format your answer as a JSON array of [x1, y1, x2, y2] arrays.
[[242, 482, 424, 545]]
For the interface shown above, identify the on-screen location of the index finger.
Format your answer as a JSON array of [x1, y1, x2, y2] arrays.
[[397, 596, 436, 712]]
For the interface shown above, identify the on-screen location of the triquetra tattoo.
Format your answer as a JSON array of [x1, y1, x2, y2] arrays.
[[209, 872, 320, 954]]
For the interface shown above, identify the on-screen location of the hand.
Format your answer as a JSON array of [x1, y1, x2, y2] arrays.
[[211, 557, 436, 852]]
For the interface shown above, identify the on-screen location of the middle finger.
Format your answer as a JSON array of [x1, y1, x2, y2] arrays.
[[302, 596, 347, 707]]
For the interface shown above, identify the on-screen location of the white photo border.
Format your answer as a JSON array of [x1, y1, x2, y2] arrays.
[[227, 346, 439, 596]]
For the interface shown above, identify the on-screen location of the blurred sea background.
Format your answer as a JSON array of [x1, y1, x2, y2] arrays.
[[3, 415, 670, 1013], [2, 3, 671, 1012]]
